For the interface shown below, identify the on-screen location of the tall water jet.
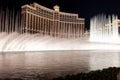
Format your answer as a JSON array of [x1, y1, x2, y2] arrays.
[[90, 14, 119, 43], [0, 8, 83, 52], [0, 8, 22, 33], [1, 6, 120, 52]]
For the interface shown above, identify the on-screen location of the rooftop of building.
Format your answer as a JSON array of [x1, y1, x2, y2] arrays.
[[21, 2, 85, 20]]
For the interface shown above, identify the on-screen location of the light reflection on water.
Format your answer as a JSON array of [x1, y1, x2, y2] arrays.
[[0, 51, 119, 79]]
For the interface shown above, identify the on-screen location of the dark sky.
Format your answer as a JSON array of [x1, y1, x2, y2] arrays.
[[0, 0, 120, 29]]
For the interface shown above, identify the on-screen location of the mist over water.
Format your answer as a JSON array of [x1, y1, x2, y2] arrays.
[[0, 7, 119, 80], [0, 9, 119, 52], [1, 32, 120, 52]]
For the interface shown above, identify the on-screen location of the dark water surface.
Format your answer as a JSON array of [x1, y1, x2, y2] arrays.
[[0, 51, 119, 80]]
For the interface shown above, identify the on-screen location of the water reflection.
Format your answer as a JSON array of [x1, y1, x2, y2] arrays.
[[90, 51, 120, 70], [0, 51, 119, 79]]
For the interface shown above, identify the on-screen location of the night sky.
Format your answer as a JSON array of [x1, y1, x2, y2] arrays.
[[0, 0, 120, 29]]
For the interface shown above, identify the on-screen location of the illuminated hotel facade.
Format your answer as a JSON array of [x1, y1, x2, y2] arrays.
[[21, 3, 85, 38]]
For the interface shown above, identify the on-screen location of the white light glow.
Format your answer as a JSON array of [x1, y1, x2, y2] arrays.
[[90, 14, 120, 43], [0, 32, 120, 52]]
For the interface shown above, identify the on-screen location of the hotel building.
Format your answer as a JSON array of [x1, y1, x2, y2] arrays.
[[117, 20, 120, 34], [21, 2, 85, 38]]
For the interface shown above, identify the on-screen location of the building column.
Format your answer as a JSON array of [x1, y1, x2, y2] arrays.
[[31, 14, 33, 34], [42, 18, 44, 35], [25, 13, 27, 33], [39, 17, 41, 34], [44, 19, 46, 35]]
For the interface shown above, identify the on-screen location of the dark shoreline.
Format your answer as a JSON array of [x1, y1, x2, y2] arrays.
[[53, 67, 120, 80], [0, 67, 119, 80]]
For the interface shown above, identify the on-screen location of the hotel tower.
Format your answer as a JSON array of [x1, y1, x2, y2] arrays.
[[21, 2, 85, 38]]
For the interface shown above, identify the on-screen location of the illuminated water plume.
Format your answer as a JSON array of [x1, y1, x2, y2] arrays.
[[90, 14, 119, 43], [0, 9, 120, 52]]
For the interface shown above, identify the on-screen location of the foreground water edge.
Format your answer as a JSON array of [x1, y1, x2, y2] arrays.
[[0, 50, 119, 80]]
